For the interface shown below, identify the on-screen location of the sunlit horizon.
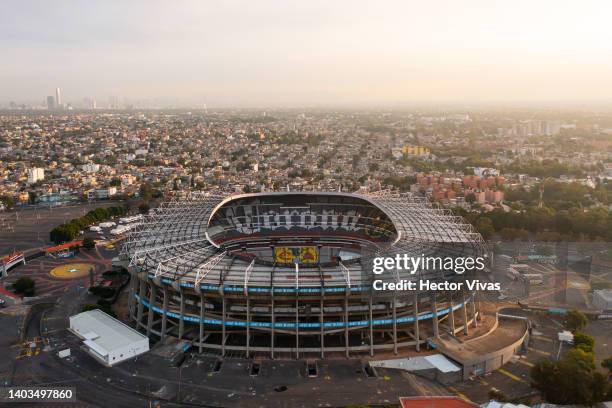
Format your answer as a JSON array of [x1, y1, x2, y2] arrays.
[[2, 0, 612, 107]]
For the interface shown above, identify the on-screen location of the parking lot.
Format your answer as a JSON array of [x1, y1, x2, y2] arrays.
[[448, 309, 612, 403], [0, 202, 122, 254]]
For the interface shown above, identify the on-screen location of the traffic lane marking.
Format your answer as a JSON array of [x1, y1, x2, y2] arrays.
[[498, 368, 529, 384], [447, 385, 472, 402]]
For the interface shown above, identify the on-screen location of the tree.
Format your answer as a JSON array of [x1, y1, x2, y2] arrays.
[[0, 195, 15, 210], [573, 332, 595, 353], [475, 217, 495, 240], [28, 191, 38, 205], [531, 359, 557, 400], [89, 285, 115, 298], [564, 309, 588, 332], [499, 228, 529, 241], [12, 277, 35, 297], [139, 182, 153, 201], [531, 348, 610, 405], [602, 356, 612, 375], [591, 372, 611, 403], [382, 176, 416, 192], [82, 303, 116, 318], [82, 237, 96, 250], [49, 206, 125, 244], [138, 203, 150, 214]]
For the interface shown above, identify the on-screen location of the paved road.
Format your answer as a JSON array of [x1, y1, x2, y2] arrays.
[[2, 292, 167, 408], [11, 285, 446, 408]]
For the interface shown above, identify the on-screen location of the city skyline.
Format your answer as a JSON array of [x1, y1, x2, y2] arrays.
[[2, 0, 612, 107]]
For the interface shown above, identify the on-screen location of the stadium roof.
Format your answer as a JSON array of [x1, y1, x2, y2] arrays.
[[120, 191, 484, 290]]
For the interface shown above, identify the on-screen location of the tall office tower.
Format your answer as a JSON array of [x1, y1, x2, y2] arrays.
[[56, 87, 62, 108], [46, 96, 55, 110]]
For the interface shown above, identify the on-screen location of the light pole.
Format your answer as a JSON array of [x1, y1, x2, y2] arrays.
[[177, 365, 183, 404]]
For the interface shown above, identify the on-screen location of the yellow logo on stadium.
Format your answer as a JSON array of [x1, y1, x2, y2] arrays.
[[274, 247, 294, 263], [299, 246, 318, 264]]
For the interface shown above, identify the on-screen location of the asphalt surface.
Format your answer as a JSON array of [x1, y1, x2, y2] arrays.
[[1, 246, 117, 297], [0, 201, 123, 254], [2, 220, 609, 407], [0, 283, 450, 408], [0, 287, 169, 408], [446, 307, 607, 405]]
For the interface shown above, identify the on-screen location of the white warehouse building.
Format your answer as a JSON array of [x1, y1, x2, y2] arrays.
[[69, 309, 149, 366]]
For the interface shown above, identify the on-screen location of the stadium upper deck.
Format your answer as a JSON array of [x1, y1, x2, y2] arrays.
[[121, 191, 483, 290]]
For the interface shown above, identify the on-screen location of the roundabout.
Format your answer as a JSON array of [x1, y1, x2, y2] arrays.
[[49, 263, 96, 279]]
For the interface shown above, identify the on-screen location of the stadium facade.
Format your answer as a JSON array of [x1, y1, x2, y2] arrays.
[[120, 191, 485, 358]]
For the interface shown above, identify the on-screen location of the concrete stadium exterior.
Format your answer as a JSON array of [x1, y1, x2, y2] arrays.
[[120, 191, 485, 359]]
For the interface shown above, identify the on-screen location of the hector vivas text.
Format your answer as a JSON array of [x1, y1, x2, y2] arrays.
[[371, 254, 500, 292]]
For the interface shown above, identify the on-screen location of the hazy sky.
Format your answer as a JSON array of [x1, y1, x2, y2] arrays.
[[2, 0, 612, 106]]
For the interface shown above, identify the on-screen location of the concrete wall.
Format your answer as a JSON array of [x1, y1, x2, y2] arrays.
[[108, 338, 149, 366], [407, 367, 462, 384], [458, 317, 529, 379]]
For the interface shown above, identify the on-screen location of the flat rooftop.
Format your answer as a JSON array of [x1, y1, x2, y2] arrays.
[[70, 309, 147, 352], [433, 317, 528, 364]]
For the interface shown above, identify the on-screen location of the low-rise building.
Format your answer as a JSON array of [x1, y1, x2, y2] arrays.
[[27, 167, 44, 184], [69, 309, 149, 366]]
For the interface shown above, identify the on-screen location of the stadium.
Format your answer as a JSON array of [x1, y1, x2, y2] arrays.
[[121, 191, 485, 359]]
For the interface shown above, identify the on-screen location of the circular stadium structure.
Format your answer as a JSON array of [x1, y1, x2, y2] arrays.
[[120, 191, 485, 359]]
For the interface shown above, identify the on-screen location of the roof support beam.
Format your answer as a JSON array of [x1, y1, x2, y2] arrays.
[[243, 259, 255, 295], [194, 251, 227, 286]]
